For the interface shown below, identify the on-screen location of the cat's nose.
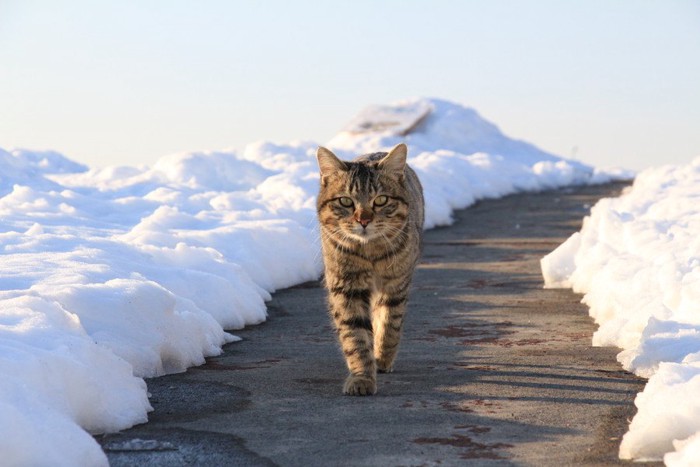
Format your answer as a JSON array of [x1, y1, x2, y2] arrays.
[[354, 209, 373, 228], [354, 213, 372, 228]]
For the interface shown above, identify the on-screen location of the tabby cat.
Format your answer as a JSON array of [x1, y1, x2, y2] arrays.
[[315, 143, 424, 396]]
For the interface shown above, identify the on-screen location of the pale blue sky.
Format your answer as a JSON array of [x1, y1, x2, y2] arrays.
[[1, 0, 699, 170]]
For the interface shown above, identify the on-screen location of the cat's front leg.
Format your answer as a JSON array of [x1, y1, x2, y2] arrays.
[[326, 276, 377, 396], [373, 286, 409, 373]]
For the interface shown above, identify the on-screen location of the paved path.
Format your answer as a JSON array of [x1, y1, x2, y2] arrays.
[[99, 182, 652, 466]]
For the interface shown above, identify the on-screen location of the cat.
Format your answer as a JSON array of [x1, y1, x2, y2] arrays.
[[315, 143, 424, 396]]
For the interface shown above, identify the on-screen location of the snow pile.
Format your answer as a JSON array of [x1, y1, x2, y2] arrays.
[[331, 99, 630, 228], [541, 158, 700, 463], [1, 98, 625, 465]]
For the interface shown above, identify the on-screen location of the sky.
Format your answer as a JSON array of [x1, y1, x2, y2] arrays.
[[1, 0, 699, 171]]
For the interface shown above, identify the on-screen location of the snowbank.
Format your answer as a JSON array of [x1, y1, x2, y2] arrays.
[[1, 98, 625, 465], [541, 157, 700, 463]]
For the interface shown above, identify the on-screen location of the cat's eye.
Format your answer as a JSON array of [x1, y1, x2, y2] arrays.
[[339, 197, 354, 207], [374, 195, 389, 206]]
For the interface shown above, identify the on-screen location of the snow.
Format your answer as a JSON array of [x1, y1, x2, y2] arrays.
[[541, 157, 700, 464], [0, 98, 626, 465], [341, 99, 433, 136]]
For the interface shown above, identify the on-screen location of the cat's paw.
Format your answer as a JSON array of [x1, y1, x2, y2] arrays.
[[343, 375, 377, 396], [376, 357, 395, 373]]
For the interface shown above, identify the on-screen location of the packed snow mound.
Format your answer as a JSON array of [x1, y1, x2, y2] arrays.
[[0, 148, 87, 196], [1, 98, 629, 465], [541, 157, 700, 463], [152, 150, 276, 190], [334, 98, 576, 166]]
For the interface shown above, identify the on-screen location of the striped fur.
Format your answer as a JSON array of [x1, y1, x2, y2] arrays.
[[316, 143, 424, 396]]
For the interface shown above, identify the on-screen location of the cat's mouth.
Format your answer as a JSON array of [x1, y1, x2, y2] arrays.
[[351, 226, 378, 244]]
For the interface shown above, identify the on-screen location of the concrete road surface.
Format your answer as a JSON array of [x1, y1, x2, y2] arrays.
[[99, 182, 654, 466]]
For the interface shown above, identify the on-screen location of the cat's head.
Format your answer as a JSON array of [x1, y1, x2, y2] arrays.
[[316, 144, 410, 244]]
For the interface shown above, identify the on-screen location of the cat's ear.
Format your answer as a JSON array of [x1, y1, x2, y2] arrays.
[[379, 143, 408, 178], [317, 147, 347, 181]]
